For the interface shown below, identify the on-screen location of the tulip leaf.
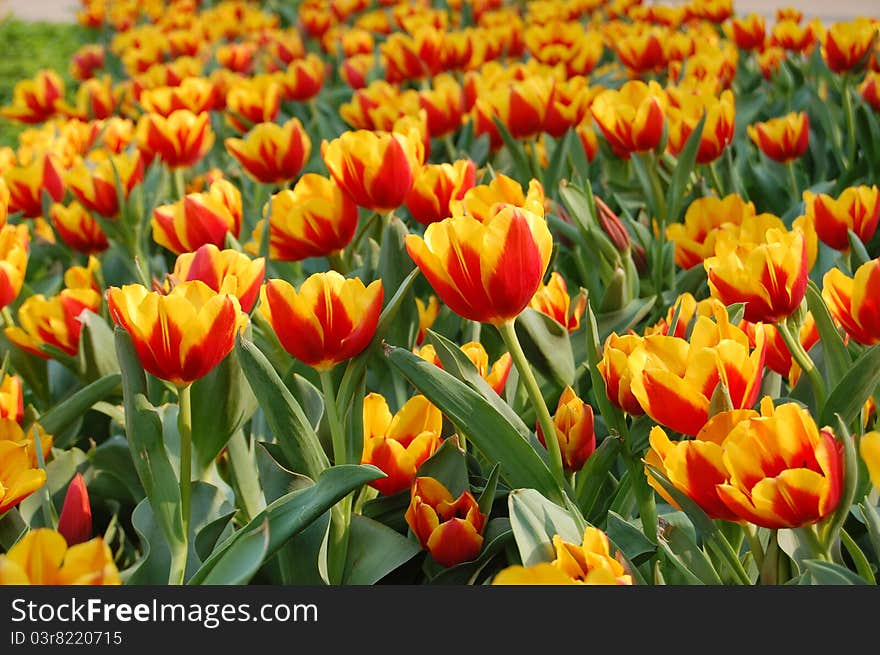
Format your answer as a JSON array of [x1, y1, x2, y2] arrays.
[[478, 463, 501, 517], [508, 488, 582, 567], [606, 510, 656, 564], [801, 559, 870, 585], [416, 436, 469, 498], [425, 328, 532, 440], [542, 128, 573, 197], [237, 335, 330, 481], [189, 464, 384, 584], [819, 342, 880, 427], [657, 513, 723, 585], [386, 345, 565, 504], [643, 464, 716, 538], [491, 115, 533, 186], [858, 502, 880, 564], [199, 519, 270, 586], [342, 514, 421, 585], [31, 372, 121, 445], [513, 308, 576, 388], [595, 295, 657, 341], [805, 280, 851, 389], [190, 345, 258, 472], [665, 112, 706, 224], [76, 310, 121, 382], [377, 215, 418, 349], [574, 436, 622, 519], [847, 229, 872, 269]]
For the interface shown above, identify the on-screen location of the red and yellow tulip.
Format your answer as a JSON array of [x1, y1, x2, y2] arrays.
[[276, 53, 325, 102], [529, 271, 586, 333], [0, 437, 46, 516], [5, 286, 102, 359], [225, 77, 281, 134], [361, 393, 443, 496], [597, 332, 646, 416], [822, 18, 878, 73], [135, 109, 215, 169], [224, 117, 311, 185], [405, 159, 476, 226], [3, 153, 65, 218], [747, 112, 810, 163], [591, 80, 667, 159], [802, 186, 880, 251], [0, 222, 29, 310], [259, 272, 383, 371], [405, 476, 486, 567], [822, 258, 880, 346], [0, 528, 120, 585], [49, 201, 109, 255], [0, 69, 64, 124], [0, 374, 23, 424], [666, 88, 735, 165], [415, 295, 440, 346], [152, 178, 242, 255], [138, 77, 219, 116], [415, 341, 513, 396], [66, 150, 144, 218], [170, 244, 265, 314], [726, 13, 766, 51], [107, 280, 247, 387], [537, 386, 595, 473]]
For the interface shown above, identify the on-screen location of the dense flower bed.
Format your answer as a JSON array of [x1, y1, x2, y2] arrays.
[[1, 0, 880, 586]]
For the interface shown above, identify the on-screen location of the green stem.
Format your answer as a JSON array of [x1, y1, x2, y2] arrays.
[[172, 167, 186, 200], [786, 161, 799, 203], [800, 523, 830, 561], [443, 134, 458, 162], [170, 383, 192, 585], [320, 369, 352, 585], [776, 321, 826, 409], [745, 524, 764, 570], [841, 75, 856, 171], [327, 251, 349, 275], [711, 531, 753, 585], [643, 151, 667, 226], [496, 320, 566, 490], [707, 161, 726, 196]]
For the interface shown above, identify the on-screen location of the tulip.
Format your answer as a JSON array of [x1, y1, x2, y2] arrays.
[[225, 77, 281, 133], [747, 112, 810, 163], [704, 226, 809, 324], [135, 109, 215, 169], [49, 201, 109, 255], [340, 53, 377, 90], [860, 431, 880, 490], [493, 527, 633, 585], [57, 473, 92, 546], [822, 258, 880, 346], [741, 314, 819, 381], [543, 77, 601, 139], [66, 150, 144, 218], [727, 13, 766, 51], [405, 476, 486, 567], [0, 439, 46, 516], [361, 393, 443, 496], [666, 89, 735, 165], [415, 340, 513, 395], [259, 272, 383, 371], [415, 295, 439, 346], [860, 72, 880, 112], [405, 203, 552, 325], [0, 374, 23, 424], [64, 255, 101, 294], [276, 53, 325, 102], [0, 69, 64, 124], [3, 153, 65, 218], [758, 47, 788, 80], [250, 174, 358, 262], [216, 41, 257, 74], [628, 309, 767, 436], [170, 244, 265, 313], [380, 26, 445, 83], [0, 417, 52, 468], [0, 223, 29, 310], [590, 80, 667, 159], [717, 398, 843, 529], [138, 77, 219, 116], [0, 529, 120, 585], [5, 286, 102, 359], [597, 333, 646, 416], [536, 386, 595, 473], [321, 129, 424, 213], [770, 18, 825, 53], [822, 18, 877, 73], [418, 74, 465, 139], [224, 118, 312, 185], [451, 174, 546, 224], [644, 294, 725, 339], [612, 25, 669, 75], [529, 271, 586, 333], [405, 159, 476, 226], [801, 186, 880, 251], [339, 81, 420, 132], [70, 44, 106, 81], [524, 23, 604, 77], [152, 178, 242, 255], [107, 280, 248, 387]]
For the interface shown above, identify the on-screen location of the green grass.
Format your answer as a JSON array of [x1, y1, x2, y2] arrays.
[[0, 17, 89, 147]]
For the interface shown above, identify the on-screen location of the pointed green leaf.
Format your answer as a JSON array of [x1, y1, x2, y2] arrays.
[[416, 437, 469, 497], [342, 514, 421, 585], [30, 373, 121, 442], [574, 436, 622, 518], [802, 559, 869, 585], [666, 112, 707, 222], [514, 308, 575, 388], [805, 280, 850, 388], [820, 343, 880, 427], [508, 488, 581, 566]]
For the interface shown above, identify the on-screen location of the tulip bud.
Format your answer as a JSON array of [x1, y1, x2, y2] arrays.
[[57, 473, 92, 546], [536, 386, 596, 473]]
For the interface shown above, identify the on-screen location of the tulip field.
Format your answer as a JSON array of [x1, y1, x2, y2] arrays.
[[1, 0, 880, 588]]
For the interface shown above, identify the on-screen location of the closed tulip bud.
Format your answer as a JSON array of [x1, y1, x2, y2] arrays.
[[170, 244, 264, 313], [361, 393, 443, 496], [108, 280, 248, 387], [225, 118, 311, 186], [259, 272, 383, 371], [405, 159, 476, 226], [705, 226, 809, 324], [66, 150, 144, 218], [597, 333, 646, 416], [405, 476, 486, 567], [225, 78, 281, 133], [415, 295, 439, 346], [251, 174, 358, 262], [493, 527, 633, 585], [277, 54, 325, 102], [0, 223, 29, 310], [321, 129, 423, 212], [802, 186, 880, 251], [0, 529, 120, 585], [136, 109, 215, 169], [49, 202, 108, 255], [628, 308, 766, 436], [138, 77, 219, 116], [5, 287, 102, 358], [591, 80, 667, 159], [152, 178, 242, 255], [822, 18, 877, 73], [0, 374, 24, 424], [414, 342, 512, 395], [529, 272, 586, 333], [747, 112, 810, 163], [0, 69, 64, 124], [536, 386, 595, 473], [57, 473, 92, 546], [3, 153, 65, 218], [822, 258, 880, 346], [726, 13, 766, 51]]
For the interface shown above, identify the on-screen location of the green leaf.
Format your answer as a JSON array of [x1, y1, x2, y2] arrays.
[[820, 342, 880, 427], [386, 345, 564, 504], [542, 128, 573, 196], [478, 463, 501, 517], [189, 464, 383, 585], [237, 335, 329, 481], [199, 520, 269, 585], [430, 517, 513, 584], [858, 501, 880, 564], [190, 346, 258, 471], [377, 216, 418, 348], [801, 559, 870, 585], [416, 437, 469, 497], [606, 511, 655, 563], [514, 308, 575, 388], [30, 373, 121, 443], [666, 112, 707, 223], [508, 488, 581, 566], [342, 514, 421, 585], [644, 464, 716, 537], [658, 513, 723, 585], [76, 310, 120, 382], [491, 115, 533, 185], [805, 280, 850, 389], [595, 296, 657, 340], [574, 436, 622, 518]]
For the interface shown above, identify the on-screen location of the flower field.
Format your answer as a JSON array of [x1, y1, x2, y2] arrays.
[[0, 0, 879, 587]]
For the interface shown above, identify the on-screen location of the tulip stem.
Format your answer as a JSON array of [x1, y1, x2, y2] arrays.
[[776, 321, 826, 410], [707, 161, 726, 196], [320, 369, 352, 585], [172, 167, 186, 200], [171, 383, 193, 585], [841, 75, 857, 171], [496, 320, 567, 490], [643, 152, 667, 226], [745, 524, 764, 570], [786, 161, 799, 203]]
